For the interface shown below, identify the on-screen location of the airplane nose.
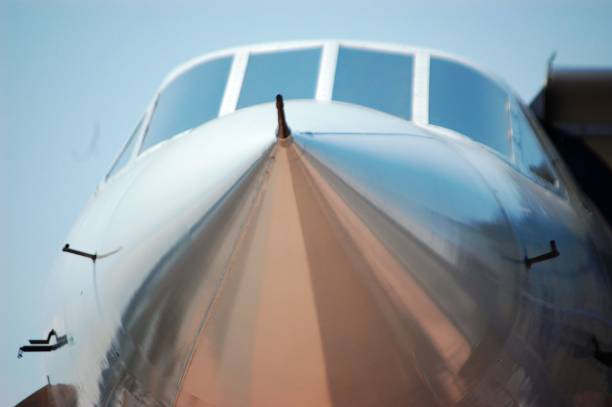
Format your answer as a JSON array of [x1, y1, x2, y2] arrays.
[[176, 130, 523, 405], [73, 102, 525, 405]]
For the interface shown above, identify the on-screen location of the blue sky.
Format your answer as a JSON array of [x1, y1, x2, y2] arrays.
[[1, 0, 611, 404]]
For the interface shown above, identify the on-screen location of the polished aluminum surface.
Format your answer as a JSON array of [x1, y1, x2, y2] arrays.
[[39, 43, 612, 406]]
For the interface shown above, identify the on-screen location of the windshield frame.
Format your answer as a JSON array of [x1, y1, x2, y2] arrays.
[[105, 40, 562, 196]]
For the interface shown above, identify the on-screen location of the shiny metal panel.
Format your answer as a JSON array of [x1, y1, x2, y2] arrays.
[[46, 105, 277, 405], [293, 131, 524, 403], [451, 139, 612, 404], [42, 94, 612, 406]]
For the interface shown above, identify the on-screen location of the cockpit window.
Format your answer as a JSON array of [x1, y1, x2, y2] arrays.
[[106, 117, 142, 180], [333, 48, 413, 120], [429, 57, 511, 157], [142, 56, 232, 152], [514, 103, 557, 185], [237, 48, 321, 109]]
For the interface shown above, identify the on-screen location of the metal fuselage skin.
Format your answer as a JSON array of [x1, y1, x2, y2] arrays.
[[43, 100, 612, 406]]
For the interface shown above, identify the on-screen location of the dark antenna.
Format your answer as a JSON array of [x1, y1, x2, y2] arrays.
[[275, 94, 291, 139], [63, 244, 97, 263]]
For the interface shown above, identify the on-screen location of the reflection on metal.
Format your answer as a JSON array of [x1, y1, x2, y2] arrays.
[[18, 330, 68, 359], [524, 240, 559, 269], [275, 94, 291, 139], [175, 139, 481, 405]]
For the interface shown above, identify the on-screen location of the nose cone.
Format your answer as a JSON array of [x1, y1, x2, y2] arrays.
[[58, 101, 524, 405], [177, 128, 522, 405]]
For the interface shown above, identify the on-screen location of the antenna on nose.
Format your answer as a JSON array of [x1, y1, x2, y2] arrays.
[[275, 94, 291, 139]]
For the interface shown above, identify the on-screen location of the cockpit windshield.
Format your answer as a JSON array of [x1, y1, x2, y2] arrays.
[[108, 41, 556, 189], [141, 56, 232, 152], [333, 47, 413, 120], [238, 48, 321, 109], [429, 57, 511, 156]]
